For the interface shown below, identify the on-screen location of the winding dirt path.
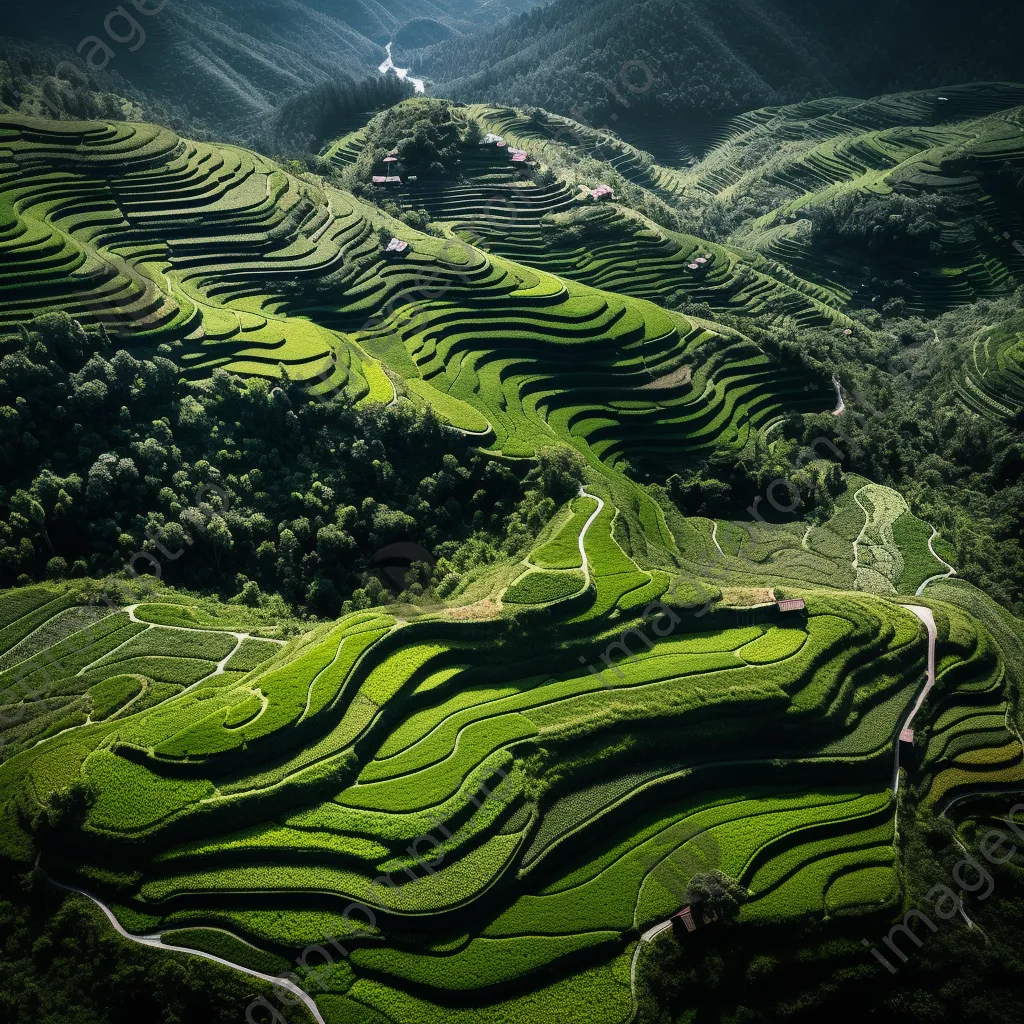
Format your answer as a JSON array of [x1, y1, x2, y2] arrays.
[[851, 485, 868, 573], [627, 916, 682, 1019], [43, 873, 325, 1024], [892, 604, 936, 796], [711, 521, 724, 558], [915, 528, 957, 596], [578, 487, 606, 586], [831, 376, 845, 416]]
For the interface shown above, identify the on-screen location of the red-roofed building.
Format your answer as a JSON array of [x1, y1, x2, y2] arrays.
[[900, 727, 915, 745], [672, 905, 718, 933], [511, 151, 529, 163], [589, 184, 614, 201], [383, 156, 398, 164], [777, 598, 806, 613], [371, 175, 387, 184], [384, 237, 410, 258]]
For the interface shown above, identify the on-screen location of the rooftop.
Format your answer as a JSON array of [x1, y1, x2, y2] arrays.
[[672, 905, 718, 932]]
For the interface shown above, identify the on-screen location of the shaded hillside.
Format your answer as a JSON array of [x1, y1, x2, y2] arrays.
[[422, 0, 1024, 123], [0, 0, 544, 140]]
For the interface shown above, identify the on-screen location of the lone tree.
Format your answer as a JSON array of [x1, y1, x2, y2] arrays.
[[533, 446, 586, 504], [685, 869, 748, 923]]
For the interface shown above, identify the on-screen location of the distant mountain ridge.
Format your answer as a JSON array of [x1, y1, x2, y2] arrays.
[[420, 0, 1024, 122], [1, 0, 543, 138]]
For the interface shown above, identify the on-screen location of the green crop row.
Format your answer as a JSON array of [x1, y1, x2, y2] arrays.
[[531, 497, 598, 570], [344, 945, 633, 1024], [224, 637, 283, 672], [738, 626, 807, 664], [88, 674, 146, 721], [140, 824, 527, 915], [504, 571, 586, 605], [159, 927, 292, 976], [84, 749, 215, 835], [0, 586, 58, 632], [93, 626, 237, 665], [891, 511, 948, 592], [491, 790, 873, 936], [351, 931, 617, 991], [82, 656, 214, 688]]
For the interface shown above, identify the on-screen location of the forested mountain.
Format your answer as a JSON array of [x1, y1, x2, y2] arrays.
[[0, 0, 543, 141], [422, 0, 1024, 123]]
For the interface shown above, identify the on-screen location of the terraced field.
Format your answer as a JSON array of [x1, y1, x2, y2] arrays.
[[0, 585, 288, 759], [957, 312, 1024, 419], [665, 477, 952, 600], [1, 467, 1010, 1023], [674, 85, 1024, 315], [0, 531, 951, 1022], [912, 602, 1024, 812], [1, 96, 1021, 1024], [460, 86, 1024, 317], [412, 105, 860, 329], [0, 112, 837, 487]]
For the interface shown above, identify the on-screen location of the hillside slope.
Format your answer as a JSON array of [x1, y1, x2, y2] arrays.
[[2, 90, 1024, 1024], [1, 0, 544, 139], [422, 0, 1024, 123]]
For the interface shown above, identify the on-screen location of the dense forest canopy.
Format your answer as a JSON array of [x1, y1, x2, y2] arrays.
[[0, 313, 567, 616], [422, 0, 1024, 123], [0, 0, 543, 142]]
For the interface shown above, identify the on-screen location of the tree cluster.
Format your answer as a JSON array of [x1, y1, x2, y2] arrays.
[[0, 313, 561, 617], [343, 98, 475, 195]]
